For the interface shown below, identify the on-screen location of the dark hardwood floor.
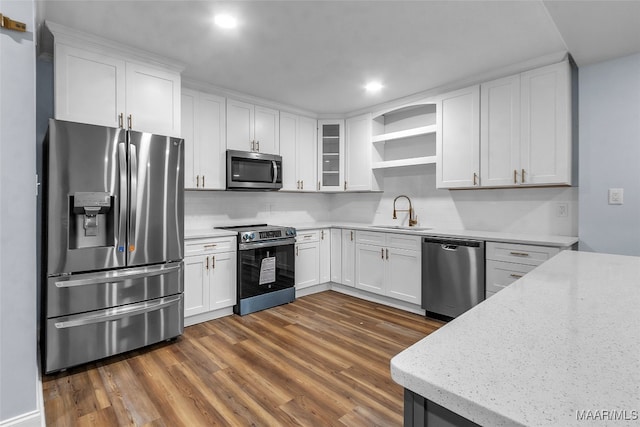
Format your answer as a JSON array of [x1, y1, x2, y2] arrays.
[[43, 291, 444, 426]]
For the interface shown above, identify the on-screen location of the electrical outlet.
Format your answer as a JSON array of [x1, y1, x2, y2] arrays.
[[608, 188, 624, 205], [556, 203, 568, 217]]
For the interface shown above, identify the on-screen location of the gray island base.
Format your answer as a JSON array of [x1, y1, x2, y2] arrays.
[[391, 251, 640, 427]]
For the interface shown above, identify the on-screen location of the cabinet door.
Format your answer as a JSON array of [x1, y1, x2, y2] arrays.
[[279, 112, 298, 191], [227, 99, 254, 151], [436, 85, 480, 188], [318, 120, 345, 191], [295, 242, 320, 289], [54, 43, 125, 128], [319, 229, 331, 283], [355, 244, 385, 294], [125, 62, 181, 137], [520, 62, 572, 185], [385, 247, 421, 304], [184, 255, 209, 317], [345, 113, 372, 191], [198, 93, 226, 189], [341, 229, 355, 287], [209, 252, 237, 310], [480, 75, 521, 187], [181, 90, 198, 189], [254, 106, 280, 154], [330, 228, 342, 283], [297, 116, 317, 191]]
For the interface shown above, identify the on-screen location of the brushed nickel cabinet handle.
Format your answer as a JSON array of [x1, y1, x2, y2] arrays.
[[204, 244, 217, 249], [118, 113, 124, 128], [381, 248, 384, 259], [509, 251, 530, 257], [321, 230, 324, 240], [206, 257, 209, 270], [212, 256, 215, 269], [256, 141, 260, 151], [510, 273, 523, 279], [301, 180, 303, 189], [522, 169, 526, 183], [473, 172, 478, 186], [128, 114, 132, 130], [196, 175, 200, 188], [202, 175, 205, 187], [350, 231, 353, 241], [317, 181, 320, 191], [296, 246, 299, 256], [513, 169, 518, 184], [344, 181, 347, 191], [386, 248, 389, 260]]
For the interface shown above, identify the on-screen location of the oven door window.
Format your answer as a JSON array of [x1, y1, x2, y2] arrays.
[[231, 158, 275, 184], [238, 244, 294, 299]]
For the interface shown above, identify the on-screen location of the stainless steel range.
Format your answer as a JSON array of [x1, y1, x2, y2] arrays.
[[219, 224, 296, 315]]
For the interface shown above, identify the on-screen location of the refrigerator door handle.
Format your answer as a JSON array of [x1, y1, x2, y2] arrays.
[[53, 295, 182, 329], [117, 142, 128, 252], [54, 262, 183, 288], [128, 143, 138, 252]]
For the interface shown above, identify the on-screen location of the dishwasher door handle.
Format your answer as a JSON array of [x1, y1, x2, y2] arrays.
[[442, 245, 458, 251]]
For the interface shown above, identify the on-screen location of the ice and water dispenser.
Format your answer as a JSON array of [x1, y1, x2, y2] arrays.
[[69, 192, 114, 249]]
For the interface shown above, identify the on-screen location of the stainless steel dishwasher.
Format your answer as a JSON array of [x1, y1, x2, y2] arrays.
[[422, 237, 485, 319]]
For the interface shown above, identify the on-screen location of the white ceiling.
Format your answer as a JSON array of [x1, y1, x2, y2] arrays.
[[37, 1, 640, 115]]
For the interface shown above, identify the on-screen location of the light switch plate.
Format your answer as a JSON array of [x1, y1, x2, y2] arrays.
[[608, 188, 624, 205]]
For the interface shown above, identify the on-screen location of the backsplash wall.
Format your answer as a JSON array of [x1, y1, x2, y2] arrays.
[[185, 191, 331, 231], [186, 168, 578, 236], [330, 167, 578, 236]]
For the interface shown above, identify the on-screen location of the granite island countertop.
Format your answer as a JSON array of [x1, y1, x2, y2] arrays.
[[390, 250, 640, 426]]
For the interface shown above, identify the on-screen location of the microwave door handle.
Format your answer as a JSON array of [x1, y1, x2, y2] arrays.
[[272, 160, 278, 184], [129, 144, 138, 253]]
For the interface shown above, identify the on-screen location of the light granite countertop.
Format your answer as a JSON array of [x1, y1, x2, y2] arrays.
[[391, 250, 640, 426], [291, 222, 578, 248]]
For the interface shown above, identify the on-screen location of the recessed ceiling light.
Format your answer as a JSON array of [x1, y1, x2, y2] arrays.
[[214, 14, 238, 29], [365, 81, 384, 93]]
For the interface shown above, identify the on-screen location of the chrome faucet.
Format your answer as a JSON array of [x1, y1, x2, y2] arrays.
[[393, 195, 418, 227]]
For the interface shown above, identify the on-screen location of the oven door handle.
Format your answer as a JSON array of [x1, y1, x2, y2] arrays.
[[238, 238, 295, 251]]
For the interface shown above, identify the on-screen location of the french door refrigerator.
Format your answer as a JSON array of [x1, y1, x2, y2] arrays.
[[42, 119, 184, 373]]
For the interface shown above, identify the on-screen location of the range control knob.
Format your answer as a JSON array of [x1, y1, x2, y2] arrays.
[[250, 233, 256, 240], [242, 233, 249, 241]]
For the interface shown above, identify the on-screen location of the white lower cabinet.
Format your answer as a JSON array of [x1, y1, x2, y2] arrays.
[[184, 236, 237, 325], [355, 231, 421, 304], [295, 229, 331, 290], [341, 229, 356, 287], [485, 241, 563, 299], [330, 228, 342, 283], [295, 231, 320, 290]]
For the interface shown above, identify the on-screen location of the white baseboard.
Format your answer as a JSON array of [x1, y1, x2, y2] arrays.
[[184, 306, 234, 327], [330, 282, 426, 315], [295, 282, 331, 298]]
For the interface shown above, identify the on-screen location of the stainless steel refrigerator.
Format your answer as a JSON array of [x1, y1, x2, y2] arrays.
[[42, 119, 184, 373]]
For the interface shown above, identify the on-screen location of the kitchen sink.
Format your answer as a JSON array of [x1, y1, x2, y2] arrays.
[[371, 225, 432, 231]]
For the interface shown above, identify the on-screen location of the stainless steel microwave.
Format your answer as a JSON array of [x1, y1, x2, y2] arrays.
[[226, 150, 283, 190]]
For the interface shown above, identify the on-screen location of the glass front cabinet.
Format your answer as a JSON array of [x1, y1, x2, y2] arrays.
[[317, 119, 345, 191]]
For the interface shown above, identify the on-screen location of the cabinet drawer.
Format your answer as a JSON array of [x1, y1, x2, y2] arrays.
[[486, 242, 559, 266], [296, 230, 320, 243], [485, 260, 535, 294], [356, 231, 386, 246], [185, 236, 236, 256], [386, 234, 421, 250]]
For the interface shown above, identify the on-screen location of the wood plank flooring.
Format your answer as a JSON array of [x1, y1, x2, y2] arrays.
[[43, 291, 444, 426]]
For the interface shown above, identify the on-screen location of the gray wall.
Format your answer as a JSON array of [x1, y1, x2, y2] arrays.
[[578, 52, 640, 255], [0, 0, 39, 422]]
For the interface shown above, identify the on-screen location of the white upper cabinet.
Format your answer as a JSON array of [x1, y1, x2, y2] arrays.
[[480, 61, 573, 187], [181, 89, 226, 189], [520, 61, 572, 186], [50, 23, 182, 137], [280, 112, 317, 191], [480, 75, 521, 187], [318, 120, 345, 192], [345, 113, 374, 192], [125, 62, 181, 137], [436, 85, 480, 188], [227, 99, 279, 154], [54, 43, 125, 129]]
